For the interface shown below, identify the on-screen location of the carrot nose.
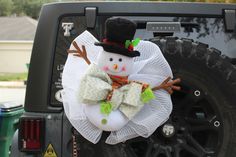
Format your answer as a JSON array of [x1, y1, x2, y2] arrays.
[[113, 64, 118, 70]]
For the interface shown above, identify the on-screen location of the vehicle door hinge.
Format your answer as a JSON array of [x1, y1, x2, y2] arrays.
[[85, 7, 97, 29], [224, 9, 236, 32]]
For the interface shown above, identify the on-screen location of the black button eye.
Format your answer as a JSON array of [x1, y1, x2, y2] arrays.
[[119, 58, 122, 62], [109, 58, 113, 61]]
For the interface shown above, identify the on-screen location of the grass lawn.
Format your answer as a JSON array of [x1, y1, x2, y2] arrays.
[[0, 73, 28, 81]]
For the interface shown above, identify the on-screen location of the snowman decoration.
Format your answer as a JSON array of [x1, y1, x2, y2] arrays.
[[62, 17, 180, 144]]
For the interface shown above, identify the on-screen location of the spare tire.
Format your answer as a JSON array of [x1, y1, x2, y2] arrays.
[[73, 37, 236, 157], [135, 37, 236, 157]]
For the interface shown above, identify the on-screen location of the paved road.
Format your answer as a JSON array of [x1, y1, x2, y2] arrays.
[[0, 88, 26, 105]]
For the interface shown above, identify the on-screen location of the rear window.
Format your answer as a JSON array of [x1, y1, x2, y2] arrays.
[[50, 16, 87, 106], [50, 15, 236, 106]]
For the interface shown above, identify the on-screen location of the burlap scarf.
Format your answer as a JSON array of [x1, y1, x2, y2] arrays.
[[107, 74, 148, 101]]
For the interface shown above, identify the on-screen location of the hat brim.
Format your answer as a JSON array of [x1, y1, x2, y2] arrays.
[[95, 42, 140, 58]]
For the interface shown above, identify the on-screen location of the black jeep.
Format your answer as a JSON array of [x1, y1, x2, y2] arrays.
[[10, 2, 236, 157]]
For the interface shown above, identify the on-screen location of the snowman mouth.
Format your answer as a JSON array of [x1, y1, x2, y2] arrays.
[[108, 69, 123, 74]]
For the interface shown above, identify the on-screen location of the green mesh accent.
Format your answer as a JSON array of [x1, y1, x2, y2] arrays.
[[141, 87, 155, 103], [100, 101, 112, 115]]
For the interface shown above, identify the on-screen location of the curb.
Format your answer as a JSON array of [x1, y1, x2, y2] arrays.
[[0, 81, 26, 88]]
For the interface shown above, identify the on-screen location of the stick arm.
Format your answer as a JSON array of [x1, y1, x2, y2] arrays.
[[67, 41, 91, 65]]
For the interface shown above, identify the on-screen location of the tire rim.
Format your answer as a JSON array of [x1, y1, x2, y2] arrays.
[[122, 79, 224, 157]]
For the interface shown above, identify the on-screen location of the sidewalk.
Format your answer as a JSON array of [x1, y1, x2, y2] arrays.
[[0, 81, 26, 88]]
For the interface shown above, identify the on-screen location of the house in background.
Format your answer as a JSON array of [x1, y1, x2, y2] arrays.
[[0, 16, 37, 73]]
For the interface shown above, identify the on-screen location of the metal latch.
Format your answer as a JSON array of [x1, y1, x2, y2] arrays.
[[224, 9, 236, 31], [85, 7, 97, 29]]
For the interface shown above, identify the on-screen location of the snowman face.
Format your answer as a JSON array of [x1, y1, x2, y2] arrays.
[[97, 50, 134, 76]]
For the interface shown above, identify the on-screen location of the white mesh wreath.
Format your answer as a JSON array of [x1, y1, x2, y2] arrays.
[[62, 31, 173, 144]]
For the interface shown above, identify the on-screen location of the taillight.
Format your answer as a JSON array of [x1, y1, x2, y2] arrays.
[[19, 117, 45, 152]]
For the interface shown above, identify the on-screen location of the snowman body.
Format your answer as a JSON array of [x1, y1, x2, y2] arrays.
[[84, 50, 134, 131]]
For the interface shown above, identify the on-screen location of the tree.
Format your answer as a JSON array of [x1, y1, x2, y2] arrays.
[[1, 0, 236, 19], [12, 0, 55, 19], [23, 0, 45, 19], [0, 0, 13, 16], [12, 0, 26, 16]]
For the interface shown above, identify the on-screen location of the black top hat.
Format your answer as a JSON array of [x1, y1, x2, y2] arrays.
[[95, 17, 140, 57]]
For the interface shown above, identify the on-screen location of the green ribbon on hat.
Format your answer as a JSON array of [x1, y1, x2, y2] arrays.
[[125, 38, 140, 49]]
